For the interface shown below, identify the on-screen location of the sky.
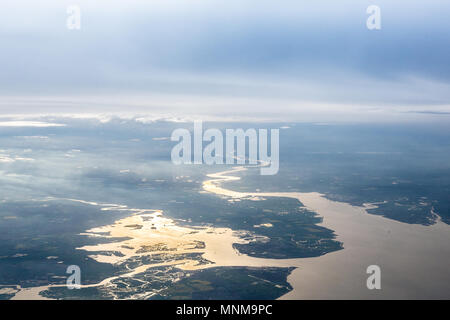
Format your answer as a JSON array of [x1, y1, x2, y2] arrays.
[[0, 0, 450, 122]]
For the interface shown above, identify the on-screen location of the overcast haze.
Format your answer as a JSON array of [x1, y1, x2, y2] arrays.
[[1, 0, 450, 121]]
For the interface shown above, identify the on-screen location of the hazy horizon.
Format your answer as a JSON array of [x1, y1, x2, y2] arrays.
[[1, 1, 450, 122]]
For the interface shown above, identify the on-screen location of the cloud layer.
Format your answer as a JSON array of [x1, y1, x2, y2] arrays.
[[1, 0, 450, 121]]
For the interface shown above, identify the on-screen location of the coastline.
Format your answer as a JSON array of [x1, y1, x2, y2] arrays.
[[203, 166, 450, 299], [7, 165, 450, 299]]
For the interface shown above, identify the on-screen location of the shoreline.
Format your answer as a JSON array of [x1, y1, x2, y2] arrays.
[[7, 165, 450, 299], [202, 166, 450, 299]]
